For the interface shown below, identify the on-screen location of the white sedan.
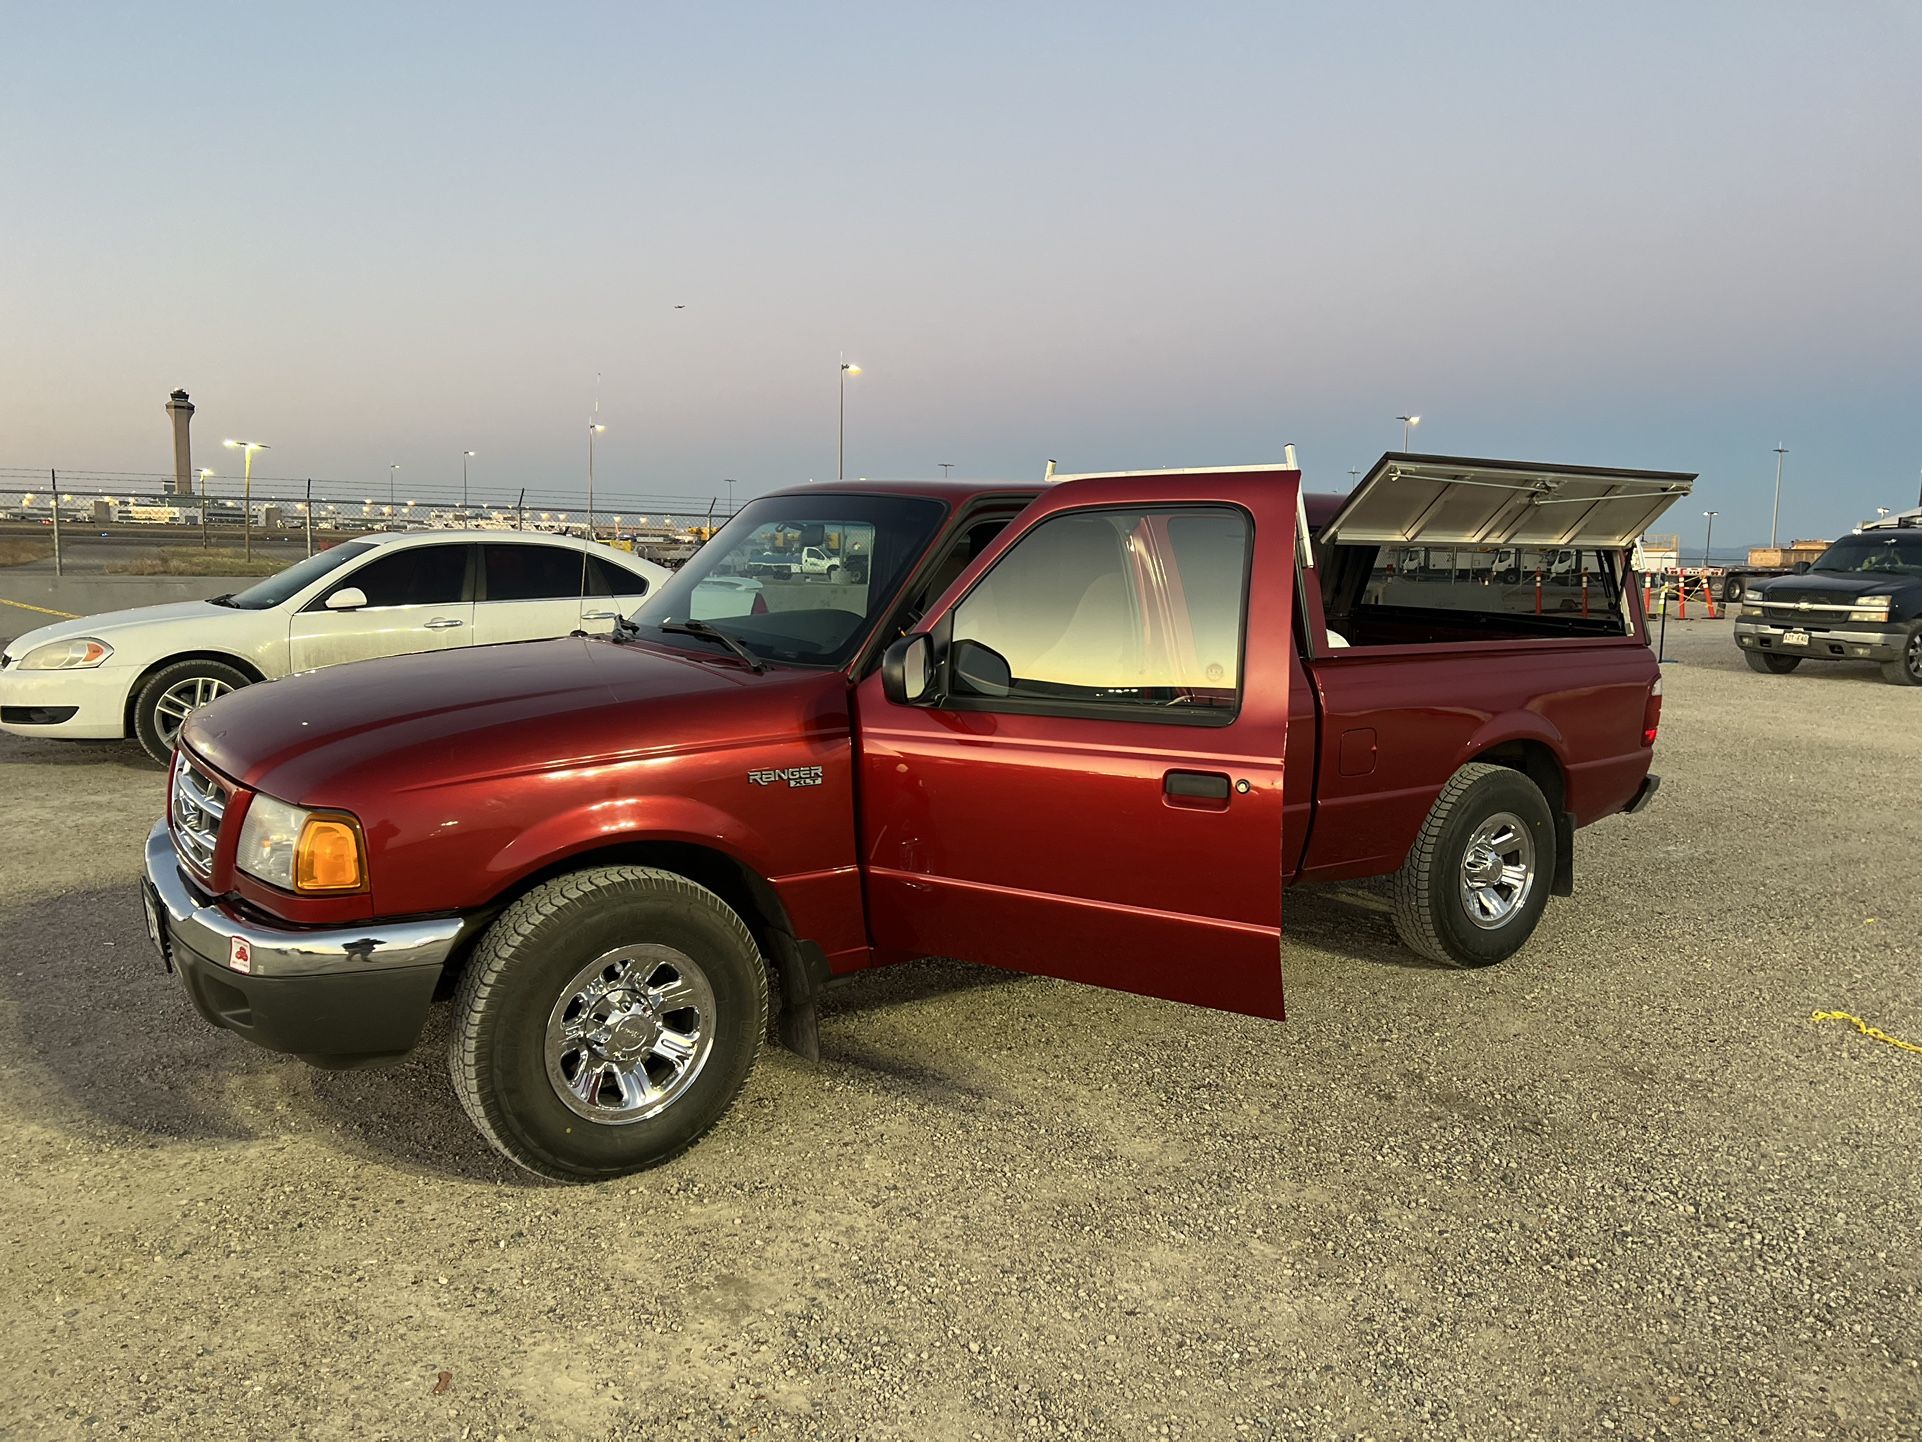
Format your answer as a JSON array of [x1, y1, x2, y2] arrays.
[[0, 530, 668, 761]]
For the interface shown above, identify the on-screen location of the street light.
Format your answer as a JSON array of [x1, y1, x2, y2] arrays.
[[839, 356, 862, 481], [223, 438, 268, 560], [939, 462, 954, 478], [723, 477, 737, 512], [1702, 510, 1718, 570], [196, 468, 213, 494], [1397, 414, 1421, 451], [587, 422, 606, 538], [389, 463, 400, 511], [1770, 443, 1788, 549], [461, 451, 476, 515]]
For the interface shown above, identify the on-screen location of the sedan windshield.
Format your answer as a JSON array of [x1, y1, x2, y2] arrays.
[[631, 494, 946, 667], [224, 542, 378, 610], [1812, 534, 1922, 576]]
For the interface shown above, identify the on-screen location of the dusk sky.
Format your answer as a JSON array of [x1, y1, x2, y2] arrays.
[[5, 2, 1919, 545]]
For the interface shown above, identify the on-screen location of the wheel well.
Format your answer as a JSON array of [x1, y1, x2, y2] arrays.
[[1468, 739, 1572, 895], [454, 840, 801, 990], [122, 651, 268, 732]]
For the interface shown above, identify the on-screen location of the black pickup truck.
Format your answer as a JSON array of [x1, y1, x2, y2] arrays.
[[1733, 512, 1922, 685]]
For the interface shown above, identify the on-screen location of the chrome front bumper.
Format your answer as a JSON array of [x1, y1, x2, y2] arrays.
[[143, 820, 464, 980], [1732, 619, 1904, 663]]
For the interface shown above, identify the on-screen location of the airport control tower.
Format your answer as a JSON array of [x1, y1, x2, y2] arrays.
[[165, 388, 195, 495]]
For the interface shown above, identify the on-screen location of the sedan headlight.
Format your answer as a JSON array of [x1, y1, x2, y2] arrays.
[[1849, 598, 1893, 622], [15, 637, 114, 670], [236, 794, 367, 893]]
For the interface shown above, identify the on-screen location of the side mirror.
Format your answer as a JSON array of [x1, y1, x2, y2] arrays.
[[951, 638, 1012, 699], [325, 586, 368, 611], [880, 634, 935, 705]]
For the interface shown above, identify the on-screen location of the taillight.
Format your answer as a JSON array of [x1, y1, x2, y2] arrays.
[[751, 591, 768, 616], [1642, 677, 1662, 747]]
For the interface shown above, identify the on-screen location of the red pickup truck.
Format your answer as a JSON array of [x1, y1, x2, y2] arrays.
[[143, 454, 1691, 1179]]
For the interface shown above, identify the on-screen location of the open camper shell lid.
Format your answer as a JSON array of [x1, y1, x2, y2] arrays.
[[1320, 453, 1697, 550]]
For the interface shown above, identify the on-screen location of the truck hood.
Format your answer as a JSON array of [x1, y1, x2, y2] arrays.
[[1, 600, 235, 662], [182, 635, 847, 803], [1751, 572, 1913, 603]]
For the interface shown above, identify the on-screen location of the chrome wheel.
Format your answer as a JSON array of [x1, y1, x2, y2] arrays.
[[1458, 811, 1535, 929], [544, 944, 715, 1124], [152, 675, 232, 748], [1908, 631, 1922, 681]]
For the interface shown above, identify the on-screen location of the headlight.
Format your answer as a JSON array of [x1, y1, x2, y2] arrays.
[[236, 794, 366, 893], [15, 637, 114, 670], [1849, 598, 1893, 622]]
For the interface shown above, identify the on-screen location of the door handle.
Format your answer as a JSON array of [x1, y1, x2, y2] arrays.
[[1164, 770, 1231, 802], [423, 617, 465, 630], [582, 610, 620, 620]]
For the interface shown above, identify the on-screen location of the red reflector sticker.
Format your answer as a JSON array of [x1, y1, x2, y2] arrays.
[[230, 937, 253, 974]]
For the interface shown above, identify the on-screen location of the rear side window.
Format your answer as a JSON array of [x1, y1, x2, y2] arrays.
[[327, 545, 468, 608], [948, 505, 1250, 721], [483, 544, 591, 602], [585, 555, 651, 599]]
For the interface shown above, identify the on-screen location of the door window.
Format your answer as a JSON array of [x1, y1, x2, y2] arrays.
[[323, 545, 469, 608], [947, 506, 1250, 721], [483, 544, 592, 602]]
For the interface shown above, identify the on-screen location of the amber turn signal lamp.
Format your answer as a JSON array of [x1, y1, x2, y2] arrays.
[[295, 817, 365, 892]]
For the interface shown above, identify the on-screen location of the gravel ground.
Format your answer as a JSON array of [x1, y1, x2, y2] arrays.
[[0, 616, 1916, 1441]]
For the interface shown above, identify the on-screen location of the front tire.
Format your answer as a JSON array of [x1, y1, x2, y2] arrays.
[[1880, 623, 1922, 686], [449, 866, 768, 1182], [132, 658, 251, 763], [1745, 651, 1802, 675], [1392, 763, 1556, 968]]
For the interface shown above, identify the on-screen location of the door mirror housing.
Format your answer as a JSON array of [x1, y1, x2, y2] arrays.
[[950, 638, 1012, 699], [880, 634, 936, 705], [325, 586, 368, 611]]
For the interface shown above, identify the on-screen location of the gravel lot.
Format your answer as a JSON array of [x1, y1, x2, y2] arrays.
[[0, 616, 1916, 1441]]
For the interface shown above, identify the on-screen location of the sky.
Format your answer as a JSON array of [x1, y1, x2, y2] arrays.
[[3, 1, 1919, 546]]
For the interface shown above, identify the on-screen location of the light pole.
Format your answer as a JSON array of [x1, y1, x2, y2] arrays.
[[939, 462, 954, 478], [1348, 467, 1361, 489], [587, 422, 606, 538], [388, 463, 400, 512], [196, 468, 213, 494], [1770, 443, 1787, 548], [839, 356, 861, 480], [1702, 510, 1718, 570], [223, 439, 268, 560], [1397, 414, 1421, 451], [723, 478, 737, 512]]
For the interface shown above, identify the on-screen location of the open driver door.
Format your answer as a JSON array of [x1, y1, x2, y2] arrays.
[[852, 465, 1298, 1020]]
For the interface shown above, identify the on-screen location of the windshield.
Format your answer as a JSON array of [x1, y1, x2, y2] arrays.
[[224, 542, 378, 610], [1812, 533, 1922, 576], [632, 494, 946, 667]]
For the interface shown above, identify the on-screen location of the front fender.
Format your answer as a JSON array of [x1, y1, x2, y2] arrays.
[[480, 791, 779, 900]]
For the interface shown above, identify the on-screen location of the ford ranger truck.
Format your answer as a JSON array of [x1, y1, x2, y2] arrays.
[[1733, 510, 1922, 685], [142, 455, 1690, 1180]]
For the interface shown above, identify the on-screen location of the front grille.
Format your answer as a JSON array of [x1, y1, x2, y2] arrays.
[[170, 751, 229, 877]]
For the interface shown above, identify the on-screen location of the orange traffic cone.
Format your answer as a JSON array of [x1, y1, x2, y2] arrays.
[[1677, 579, 1688, 620], [1701, 578, 1718, 620]]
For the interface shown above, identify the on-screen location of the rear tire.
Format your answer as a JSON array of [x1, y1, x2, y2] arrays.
[[1879, 624, 1922, 686], [449, 866, 768, 1182], [1392, 763, 1556, 968], [1723, 575, 1745, 603], [132, 658, 252, 763], [1745, 651, 1801, 675]]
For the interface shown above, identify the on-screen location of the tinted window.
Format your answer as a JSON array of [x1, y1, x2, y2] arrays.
[[484, 544, 591, 602], [586, 555, 651, 598], [330, 545, 469, 608], [1359, 545, 1623, 621], [949, 506, 1248, 716], [228, 542, 376, 610]]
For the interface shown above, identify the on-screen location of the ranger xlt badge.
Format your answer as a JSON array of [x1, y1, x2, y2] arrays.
[[749, 765, 825, 788]]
